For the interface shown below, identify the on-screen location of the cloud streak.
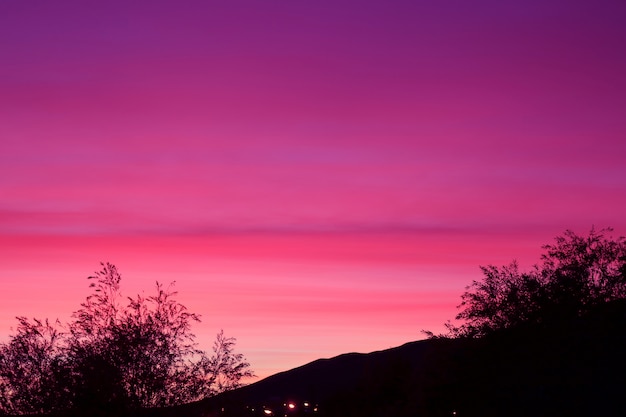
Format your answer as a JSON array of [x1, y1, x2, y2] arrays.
[[1, 0, 625, 378]]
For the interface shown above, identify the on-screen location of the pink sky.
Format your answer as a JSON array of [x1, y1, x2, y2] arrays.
[[1, 0, 625, 379]]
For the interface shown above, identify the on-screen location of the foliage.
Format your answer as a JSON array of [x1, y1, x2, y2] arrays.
[[0, 263, 254, 415], [0, 317, 65, 414], [440, 228, 626, 338], [202, 330, 255, 394]]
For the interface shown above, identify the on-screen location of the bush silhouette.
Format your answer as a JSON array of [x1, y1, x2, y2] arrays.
[[436, 227, 626, 338], [0, 263, 254, 415]]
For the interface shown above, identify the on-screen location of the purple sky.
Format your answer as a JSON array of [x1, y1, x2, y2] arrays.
[[1, 0, 625, 379]]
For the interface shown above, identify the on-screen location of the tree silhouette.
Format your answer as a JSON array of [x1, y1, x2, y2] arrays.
[[203, 329, 253, 394], [0, 317, 66, 414], [439, 228, 626, 338], [0, 263, 254, 415]]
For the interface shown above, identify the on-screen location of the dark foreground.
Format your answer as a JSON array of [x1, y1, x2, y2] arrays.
[[39, 300, 626, 417]]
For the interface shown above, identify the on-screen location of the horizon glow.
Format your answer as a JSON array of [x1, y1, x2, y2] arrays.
[[1, 0, 625, 379]]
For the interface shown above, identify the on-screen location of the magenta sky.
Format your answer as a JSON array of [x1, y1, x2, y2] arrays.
[[1, 0, 625, 379]]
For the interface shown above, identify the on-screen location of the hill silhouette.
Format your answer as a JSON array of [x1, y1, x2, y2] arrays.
[[137, 299, 625, 417], [10, 229, 626, 417]]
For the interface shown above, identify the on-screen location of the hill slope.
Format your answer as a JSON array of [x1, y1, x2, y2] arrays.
[[144, 300, 626, 417]]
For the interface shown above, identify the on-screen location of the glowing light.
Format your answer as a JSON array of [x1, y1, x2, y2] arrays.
[[288, 403, 295, 409], [264, 409, 273, 415]]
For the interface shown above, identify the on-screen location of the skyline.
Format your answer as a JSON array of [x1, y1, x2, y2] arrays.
[[2, 0, 626, 379]]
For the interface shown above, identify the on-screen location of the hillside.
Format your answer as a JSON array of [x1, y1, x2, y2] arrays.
[[202, 338, 453, 414], [149, 299, 626, 417]]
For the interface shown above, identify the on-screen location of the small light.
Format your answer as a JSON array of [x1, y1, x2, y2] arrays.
[[288, 403, 295, 409], [304, 402, 309, 407], [264, 409, 273, 415]]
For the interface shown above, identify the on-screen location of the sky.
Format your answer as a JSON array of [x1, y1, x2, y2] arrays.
[[1, 0, 625, 380]]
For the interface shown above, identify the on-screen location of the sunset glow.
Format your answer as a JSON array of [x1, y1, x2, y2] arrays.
[[1, 0, 625, 380]]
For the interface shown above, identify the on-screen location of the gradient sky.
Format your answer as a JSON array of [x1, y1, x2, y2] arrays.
[[1, 0, 626, 379]]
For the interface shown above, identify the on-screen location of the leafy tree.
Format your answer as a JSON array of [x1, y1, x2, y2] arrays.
[[441, 228, 626, 338], [0, 317, 66, 414], [0, 262, 254, 415], [202, 329, 255, 394]]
